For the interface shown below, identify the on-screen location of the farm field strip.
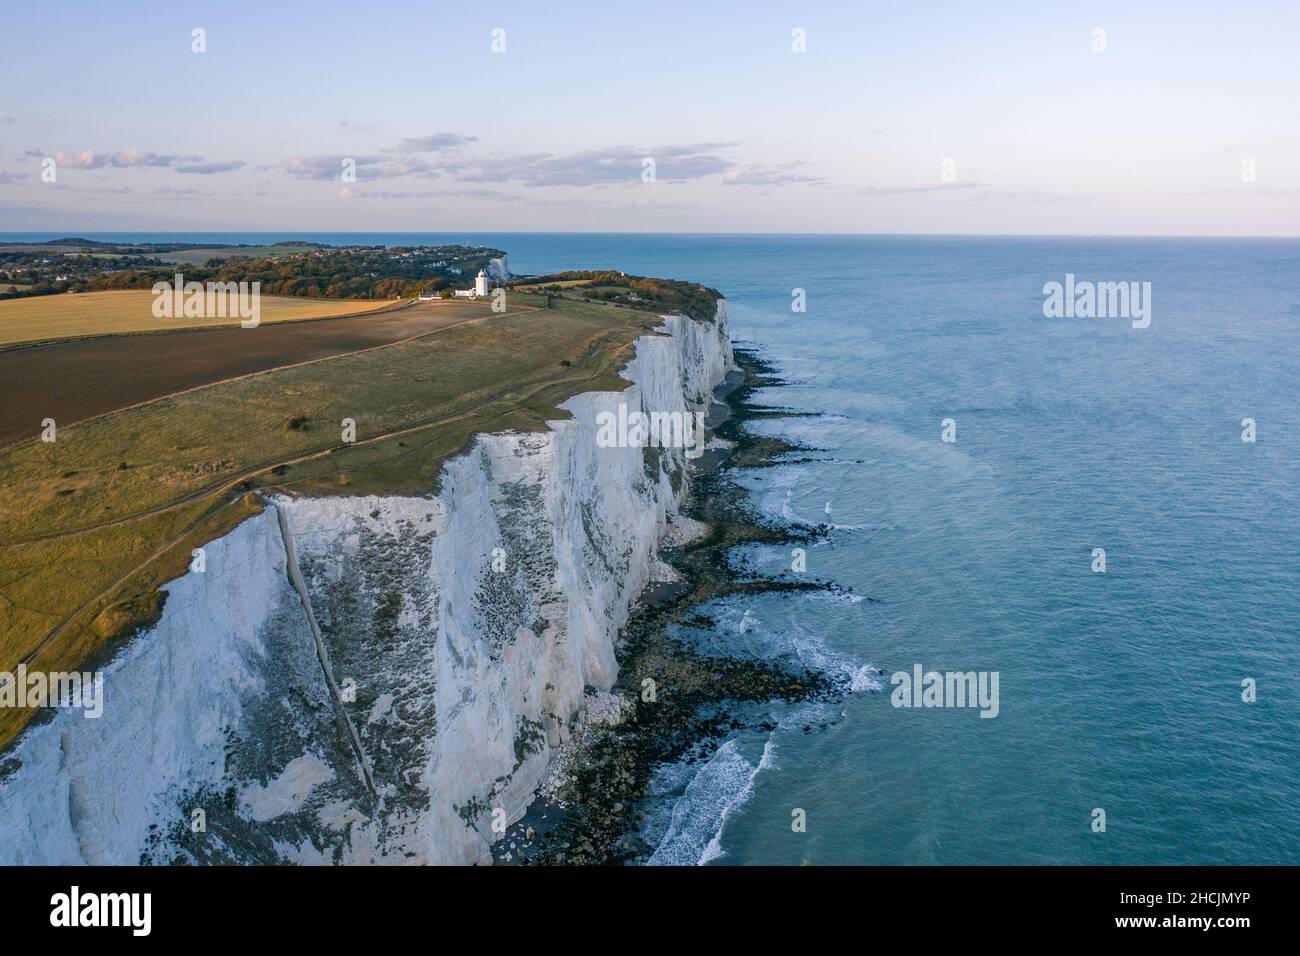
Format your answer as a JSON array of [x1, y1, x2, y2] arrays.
[[0, 288, 402, 348], [0, 298, 497, 449]]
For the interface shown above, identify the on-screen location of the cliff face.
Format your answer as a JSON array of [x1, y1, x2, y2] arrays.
[[0, 306, 733, 865]]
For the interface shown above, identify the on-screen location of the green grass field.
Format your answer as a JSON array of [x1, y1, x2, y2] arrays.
[[0, 289, 399, 347], [0, 290, 684, 750]]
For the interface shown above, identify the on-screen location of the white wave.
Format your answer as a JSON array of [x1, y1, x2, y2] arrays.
[[812, 589, 864, 605], [777, 488, 863, 530], [646, 736, 774, 866], [699, 737, 774, 864], [682, 597, 880, 693], [789, 624, 882, 693], [848, 665, 883, 693]]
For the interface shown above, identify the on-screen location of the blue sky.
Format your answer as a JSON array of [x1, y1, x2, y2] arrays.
[[1, 0, 1297, 234]]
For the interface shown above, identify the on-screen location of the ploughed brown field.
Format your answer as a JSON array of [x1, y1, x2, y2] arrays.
[[0, 298, 495, 448]]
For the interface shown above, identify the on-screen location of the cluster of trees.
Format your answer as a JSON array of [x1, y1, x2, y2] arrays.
[[0, 248, 168, 298], [12, 238, 304, 253], [84, 245, 503, 299], [510, 271, 723, 323], [0, 243, 504, 301]]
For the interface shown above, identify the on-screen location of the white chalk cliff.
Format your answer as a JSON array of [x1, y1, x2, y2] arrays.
[[0, 304, 733, 865]]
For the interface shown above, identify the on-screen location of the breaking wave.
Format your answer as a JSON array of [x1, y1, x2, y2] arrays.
[[646, 736, 774, 866]]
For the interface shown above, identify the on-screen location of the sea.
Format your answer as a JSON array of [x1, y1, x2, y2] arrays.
[[8, 231, 1298, 865]]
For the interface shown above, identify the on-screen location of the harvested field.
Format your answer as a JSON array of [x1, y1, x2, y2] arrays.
[[0, 298, 493, 448], [0, 288, 398, 348]]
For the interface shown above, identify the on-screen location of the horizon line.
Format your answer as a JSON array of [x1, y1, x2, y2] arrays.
[[3, 230, 1300, 241]]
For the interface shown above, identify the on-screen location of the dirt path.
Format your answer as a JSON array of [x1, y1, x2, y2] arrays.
[[0, 299, 494, 449]]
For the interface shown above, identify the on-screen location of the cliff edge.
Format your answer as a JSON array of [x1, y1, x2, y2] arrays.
[[0, 302, 734, 865]]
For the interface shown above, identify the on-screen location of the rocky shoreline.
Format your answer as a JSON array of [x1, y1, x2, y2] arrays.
[[493, 346, 867, 866]]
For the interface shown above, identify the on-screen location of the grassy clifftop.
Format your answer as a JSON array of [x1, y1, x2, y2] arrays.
[[509, 271, 722, 323], [0, 282, 723, 752]]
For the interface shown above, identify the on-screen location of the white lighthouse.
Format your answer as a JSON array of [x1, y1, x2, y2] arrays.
[[474, 269, 490, 297]]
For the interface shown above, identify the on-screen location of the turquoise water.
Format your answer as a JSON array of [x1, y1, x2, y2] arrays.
[[14, 232, 1299, 864]]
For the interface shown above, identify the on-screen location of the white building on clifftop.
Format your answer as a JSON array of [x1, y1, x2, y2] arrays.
[[451, 269, 492, 299]]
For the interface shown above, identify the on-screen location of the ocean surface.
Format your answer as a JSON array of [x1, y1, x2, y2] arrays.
[[10, 232, 1299, 865]]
